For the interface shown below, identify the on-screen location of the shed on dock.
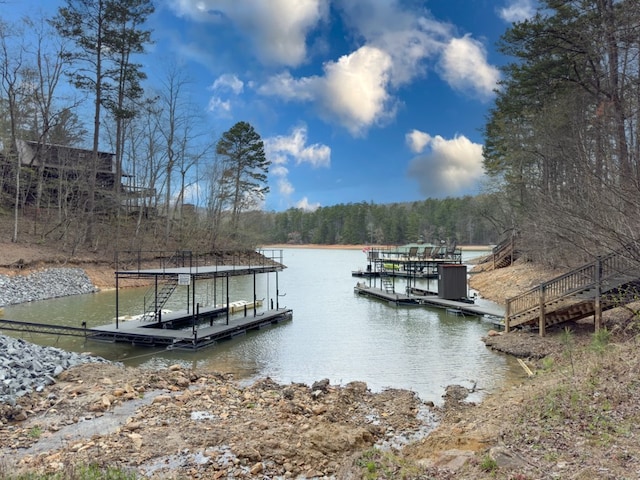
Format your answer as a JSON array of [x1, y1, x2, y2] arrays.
[[437, 264, 467, 301]]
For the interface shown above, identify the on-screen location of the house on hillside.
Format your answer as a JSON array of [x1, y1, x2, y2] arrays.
[[0, 140, 155, 214]]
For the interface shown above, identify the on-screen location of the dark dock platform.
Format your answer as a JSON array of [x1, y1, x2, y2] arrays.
[[0, 308, 293, 351], [0, 250, 292, 352], [107, 249, 291, 350], [353, 283, 504, 319], [353, 243, 463, 279], [89, 308, 293, 350]]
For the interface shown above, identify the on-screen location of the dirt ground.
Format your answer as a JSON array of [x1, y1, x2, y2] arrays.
[[0, 363, 434, 479], [1, 243, 637, 479]]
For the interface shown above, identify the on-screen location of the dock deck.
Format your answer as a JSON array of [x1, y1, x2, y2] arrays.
[[90, 307, 293, 350], [106, 249, 292, 350], [354, 283, 504, 318], [0, 308, 293, 351]]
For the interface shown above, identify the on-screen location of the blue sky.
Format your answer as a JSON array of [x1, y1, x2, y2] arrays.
[[4, 0, 538, 211]]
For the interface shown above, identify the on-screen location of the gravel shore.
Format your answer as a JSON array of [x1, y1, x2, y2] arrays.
[[0, 268, 98, 307], [0, 335, 110, 407], [0, 268, 107, 408]]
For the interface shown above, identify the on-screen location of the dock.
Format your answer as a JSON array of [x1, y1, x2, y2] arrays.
[[0, 308, 292, 351], [0, 250, 293, 351], [107, 249, 292, 350], [353, 243, 463, 279], [90, 307, 293, 350], [353, 283, 504, 319]]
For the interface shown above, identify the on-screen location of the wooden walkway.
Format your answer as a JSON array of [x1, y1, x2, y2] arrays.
[[505, 244, 640, 336], [353, 284, 504, 318]]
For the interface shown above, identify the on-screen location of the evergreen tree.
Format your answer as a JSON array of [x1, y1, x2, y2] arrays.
[[216, 121, 270, 236], [484, 0, 640, 263]]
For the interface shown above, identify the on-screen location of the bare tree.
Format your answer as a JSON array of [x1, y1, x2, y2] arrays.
[[0, 19, 26, 242], [155, 65, 208, 244]]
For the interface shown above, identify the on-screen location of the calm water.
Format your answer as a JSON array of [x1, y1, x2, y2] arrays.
[[2, 248, 523, 405]]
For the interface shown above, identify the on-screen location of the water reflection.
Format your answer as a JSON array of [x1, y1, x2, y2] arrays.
[[2, 247, 524, 404]]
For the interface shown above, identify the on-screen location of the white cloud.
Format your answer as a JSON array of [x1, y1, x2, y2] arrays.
[[256, 1, 499, 135], [335, 0, 450, 87], [265, 125, 330, 206], [260, 46, 395, 136], [438, 35, 500, 100], [167, 0, 328, 66], [207, 96, 231, 114], [296, 196, 320, 212], [406, 129, 432, 154], [320, 46, 395, 136], [257, 72, 317, 101], [210, 74, 244, 94], [207, 74, 244, 114], [278, 178, 295, 196], [265, 125, 331, 168], [170, 0, 501, 135], [270, 165, 289, 176], [407, 132, 485, 197], [499, 0, 537, 23]]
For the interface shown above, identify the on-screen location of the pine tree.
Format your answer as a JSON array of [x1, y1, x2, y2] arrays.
[[216, 121, 270, 236]]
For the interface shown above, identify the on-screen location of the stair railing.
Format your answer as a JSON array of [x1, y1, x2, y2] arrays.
[[506, 245, 640, 330]]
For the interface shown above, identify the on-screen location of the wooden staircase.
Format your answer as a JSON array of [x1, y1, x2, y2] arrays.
[[492, 235, 518, 269], [505, 245, 640, 336]]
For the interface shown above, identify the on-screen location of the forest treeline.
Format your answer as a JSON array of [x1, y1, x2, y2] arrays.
[[258, 196, 502, 246], [483, 0, 640, 267]]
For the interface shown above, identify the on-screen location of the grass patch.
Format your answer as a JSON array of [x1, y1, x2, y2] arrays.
[[28, 426, 43, 439], [357, 448, 425, 479], [0, 464, 138, 480], [479, 454, 497, 473]]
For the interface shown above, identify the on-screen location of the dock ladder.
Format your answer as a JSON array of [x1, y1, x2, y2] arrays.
[[141, 276, 179, 321], [381, 275, 395, 293]]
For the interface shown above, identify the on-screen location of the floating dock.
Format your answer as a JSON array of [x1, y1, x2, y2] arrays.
[[90, 307, 292, 350], [0, 250, 293, 351], [0, 308, 292, 351], [107, 250, 291, 350], [353, 243, 462, 279], [353, 283, 504, 319]]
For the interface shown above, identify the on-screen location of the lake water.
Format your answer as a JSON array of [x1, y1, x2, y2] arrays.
[[2, 247, 523, 405]]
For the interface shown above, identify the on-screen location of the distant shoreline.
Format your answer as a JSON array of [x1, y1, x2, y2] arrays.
[[261, 244, 493, 251]]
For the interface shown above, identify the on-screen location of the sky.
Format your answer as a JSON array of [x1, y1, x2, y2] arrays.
[[4, 0, 538, 212]]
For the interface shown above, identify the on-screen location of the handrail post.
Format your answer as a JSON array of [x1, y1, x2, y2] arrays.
[[594, 257, 602, 332], [539, 283, 546, 337], [504, 300, 511, 333]]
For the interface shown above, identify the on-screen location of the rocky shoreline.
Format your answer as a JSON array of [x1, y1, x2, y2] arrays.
[[0, 268, 108, 408], [0, 261, 580, 478], [0, 268, 97, 307], [0, 335, 110, 408]]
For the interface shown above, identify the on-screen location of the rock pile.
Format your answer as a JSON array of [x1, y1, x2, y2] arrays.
[[0, 335, 109, 407], [0, 268, 98, 307]]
